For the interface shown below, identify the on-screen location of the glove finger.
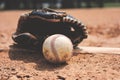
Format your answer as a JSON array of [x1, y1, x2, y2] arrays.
[[12, 33, 39, 46]]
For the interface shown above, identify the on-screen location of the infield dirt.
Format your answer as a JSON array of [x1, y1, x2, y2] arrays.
[[0, 8, 120, 80]]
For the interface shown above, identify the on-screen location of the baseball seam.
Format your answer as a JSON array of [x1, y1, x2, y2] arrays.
[[51, 35, 61, 62]]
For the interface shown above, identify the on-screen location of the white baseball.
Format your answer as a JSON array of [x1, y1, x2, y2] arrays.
[[42, 34, 73, 63]]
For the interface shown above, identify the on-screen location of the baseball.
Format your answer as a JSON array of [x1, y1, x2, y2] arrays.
[[42, 34, 73, 63]]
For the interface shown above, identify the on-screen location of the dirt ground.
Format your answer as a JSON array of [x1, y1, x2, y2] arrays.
[[0, 8, 120, 80]]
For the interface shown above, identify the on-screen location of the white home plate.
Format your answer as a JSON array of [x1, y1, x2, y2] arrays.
[[74, 46, 120, 55]]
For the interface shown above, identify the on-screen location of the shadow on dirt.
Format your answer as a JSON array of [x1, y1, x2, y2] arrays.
[[8, 44, 67, 71]]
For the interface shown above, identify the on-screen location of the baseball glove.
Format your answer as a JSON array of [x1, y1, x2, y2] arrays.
[[12, 8, 88, 48]]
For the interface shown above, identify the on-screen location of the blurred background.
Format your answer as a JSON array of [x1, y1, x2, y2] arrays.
[[0, 0, 120, 10]]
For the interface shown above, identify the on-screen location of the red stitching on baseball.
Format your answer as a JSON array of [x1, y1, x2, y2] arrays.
[[51, 35, 61, 62]]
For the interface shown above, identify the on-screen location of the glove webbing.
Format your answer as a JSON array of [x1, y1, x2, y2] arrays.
[[62, 16, 88, 46]]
